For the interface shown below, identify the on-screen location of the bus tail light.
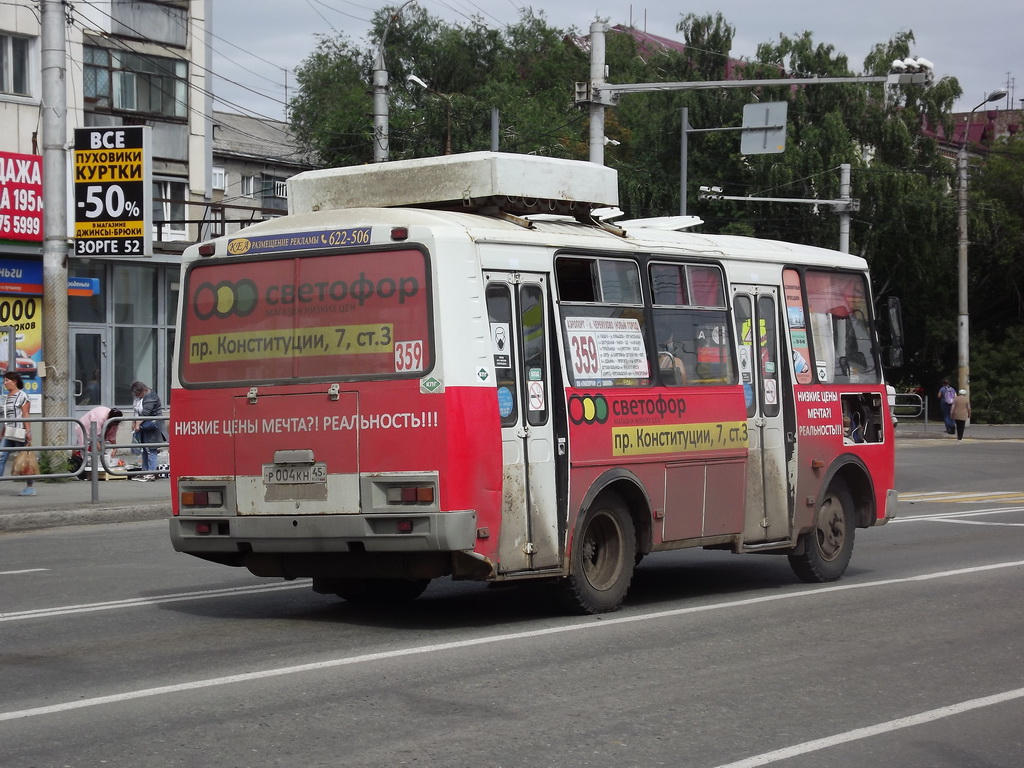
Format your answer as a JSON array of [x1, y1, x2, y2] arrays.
[[181, 489, 225, 509], [385, 484, 435, 505]]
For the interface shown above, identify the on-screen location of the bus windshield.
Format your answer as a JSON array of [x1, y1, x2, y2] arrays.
[[180, 248, 432, 386]]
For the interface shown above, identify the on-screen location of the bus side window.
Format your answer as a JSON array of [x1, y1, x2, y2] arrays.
[[486, 283, 519, 427], [649, 262, 734, 387], [805, 270, 878, 385]]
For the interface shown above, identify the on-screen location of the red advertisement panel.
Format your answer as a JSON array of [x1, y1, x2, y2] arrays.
[[0, 152, 43, 242], [181, 248, 431, 385]]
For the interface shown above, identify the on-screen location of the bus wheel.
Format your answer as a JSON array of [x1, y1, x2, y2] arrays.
[[788, 481, 855, 583], [555, 494, 636, 615], [330, 578, 431, 604]]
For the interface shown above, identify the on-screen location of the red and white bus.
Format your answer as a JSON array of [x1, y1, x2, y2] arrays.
[[169, 153, 899, 614]]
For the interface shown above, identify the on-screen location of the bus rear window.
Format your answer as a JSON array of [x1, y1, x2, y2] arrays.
[[180, 249, 431, 386]]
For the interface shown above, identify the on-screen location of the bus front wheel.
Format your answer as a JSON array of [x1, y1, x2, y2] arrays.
[[788, 481, 855, 583], [555, 494, 636, 615]]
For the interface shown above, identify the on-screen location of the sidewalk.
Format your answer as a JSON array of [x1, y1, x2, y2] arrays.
[[0, 471, 171, 533]]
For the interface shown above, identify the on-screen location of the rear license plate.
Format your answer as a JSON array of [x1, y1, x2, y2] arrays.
[[262, 463, 327, 484]]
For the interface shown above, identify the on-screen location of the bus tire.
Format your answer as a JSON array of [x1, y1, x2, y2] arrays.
[[555, 494, 636, 615], [788, 481, 855, 583], [329, 578, 431, 604]]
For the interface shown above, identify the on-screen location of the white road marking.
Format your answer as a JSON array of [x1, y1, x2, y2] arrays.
[[1, 559, 1022, 724], [0, 569, 49, 576], [893, 506, 1024, 524], [0, 581, 309, 622], [900, 491, 1024, 503], [713, 687, 1024, 767]]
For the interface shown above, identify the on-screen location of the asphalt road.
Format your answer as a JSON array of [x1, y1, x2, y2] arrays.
[[1, 438, 1022, 767]]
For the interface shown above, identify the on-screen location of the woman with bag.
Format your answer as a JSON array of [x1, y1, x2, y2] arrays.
[[1, 371, 36, 496], [130, 380, 166, 481]]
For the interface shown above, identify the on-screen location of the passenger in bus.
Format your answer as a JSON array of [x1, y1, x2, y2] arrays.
[[656, 321, 688, 386]]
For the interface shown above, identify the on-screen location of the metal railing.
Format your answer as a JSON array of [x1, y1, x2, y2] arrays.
[[892, 393, 929, 427], [1, 415, 169, 503]]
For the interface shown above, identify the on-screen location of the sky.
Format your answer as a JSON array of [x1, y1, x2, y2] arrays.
[[210, 0, 1022, 122]]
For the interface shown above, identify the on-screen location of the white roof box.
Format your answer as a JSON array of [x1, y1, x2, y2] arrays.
[[287, 151, 619, 217]]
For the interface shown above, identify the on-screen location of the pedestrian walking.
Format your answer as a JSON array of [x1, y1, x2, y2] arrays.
[[0, 371, 36, 495], [952, 389, 971, 441], [937, 378, 956, 435]]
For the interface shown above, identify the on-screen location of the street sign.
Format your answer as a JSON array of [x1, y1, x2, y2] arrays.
[[740, 101, 787, 155], [73, 126, 152, 257]]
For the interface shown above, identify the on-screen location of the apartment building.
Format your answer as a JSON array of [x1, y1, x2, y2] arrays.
[[0, 1, 313, 421]]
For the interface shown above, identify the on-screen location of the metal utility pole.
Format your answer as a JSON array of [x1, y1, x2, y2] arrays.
[[579, 23, 933, 164], [957, 89, 1008, 395], [40, 0, 70, 446], [698, 163, 857, 253]]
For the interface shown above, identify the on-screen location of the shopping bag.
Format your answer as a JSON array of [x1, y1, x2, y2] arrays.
[[13, 450, 39, 476]]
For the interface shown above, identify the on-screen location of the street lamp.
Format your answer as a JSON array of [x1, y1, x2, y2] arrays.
[[407, 74, 453, 155], [371, 0, 417, 163], [956, 89, 1007, 395]]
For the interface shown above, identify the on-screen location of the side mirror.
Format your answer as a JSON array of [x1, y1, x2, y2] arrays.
[[887, 296, 904, 348]]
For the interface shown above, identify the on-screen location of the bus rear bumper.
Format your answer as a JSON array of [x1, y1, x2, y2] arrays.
[[169, 510, 478, 556]]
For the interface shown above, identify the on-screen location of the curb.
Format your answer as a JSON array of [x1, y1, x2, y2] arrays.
[[0, 503, 170, 533]]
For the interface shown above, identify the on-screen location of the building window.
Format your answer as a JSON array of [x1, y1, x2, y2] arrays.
[[205, 206, 225, 238], [241, 175, 256, 198], [261, 175, 289, 212], [0, 33, 30, 96], [212, 166, 226, 190], [153, 179, 188, 240], [84, 45, 187, 118]]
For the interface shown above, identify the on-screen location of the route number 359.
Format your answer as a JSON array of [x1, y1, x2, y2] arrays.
[[394, 340, 425, 372], [570, 334, 600, 375]]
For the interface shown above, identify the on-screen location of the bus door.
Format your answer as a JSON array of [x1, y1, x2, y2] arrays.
[[484, 272, 561, 573], [733, 286, 791, 544]]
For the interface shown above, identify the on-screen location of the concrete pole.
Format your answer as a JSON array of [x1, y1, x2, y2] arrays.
[[40, 1, 70, 448], [588, 22, 607, 165], [956, 142, 969, 394], [372, 49, 389, 162], [838, 163, 851, 254], [680, 107, 689, 215]]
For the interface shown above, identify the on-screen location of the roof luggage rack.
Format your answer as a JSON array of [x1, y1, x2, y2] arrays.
[[287, 151, 619, 221]]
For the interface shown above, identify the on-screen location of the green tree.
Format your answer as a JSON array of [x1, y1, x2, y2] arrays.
[[288, 7, 589, 166], [959, 132, 1024, 421], [288, 12, 1024, 418]]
